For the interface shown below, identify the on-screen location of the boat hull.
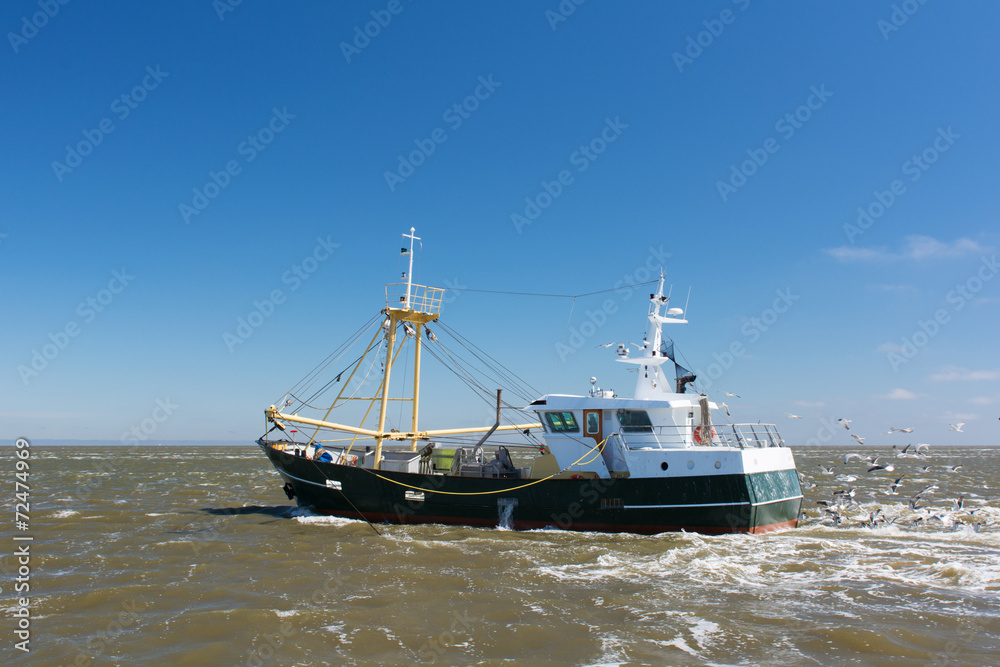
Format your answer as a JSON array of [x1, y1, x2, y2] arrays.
[[261, 442, 802, 535]]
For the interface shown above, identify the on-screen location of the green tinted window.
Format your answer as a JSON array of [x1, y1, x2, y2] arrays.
[[545, 411, 579, 432], [617, 410, 653, 433]]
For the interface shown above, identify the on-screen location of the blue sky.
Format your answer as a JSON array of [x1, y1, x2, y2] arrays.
[[3, 1, 998, 447]]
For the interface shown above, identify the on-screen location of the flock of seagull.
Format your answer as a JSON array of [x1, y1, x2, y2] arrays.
[[715, 392, 988, 531], [796, 420, 987, 531]]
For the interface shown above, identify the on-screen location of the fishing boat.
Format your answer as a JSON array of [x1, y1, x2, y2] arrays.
[[256, 229, 803, 534]]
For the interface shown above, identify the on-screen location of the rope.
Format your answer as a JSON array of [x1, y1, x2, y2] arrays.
[[454, 281, 658, 299], [362, 436, 608, 496]]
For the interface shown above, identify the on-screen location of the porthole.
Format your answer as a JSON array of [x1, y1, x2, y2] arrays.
[[714, 461, 722, 469], [687, 460, 694, 470], [660, 461, 669, 471]]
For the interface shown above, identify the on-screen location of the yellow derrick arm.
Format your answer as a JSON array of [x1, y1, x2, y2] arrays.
[[418, 423, 541, 437], [266, 407, 539, 442]]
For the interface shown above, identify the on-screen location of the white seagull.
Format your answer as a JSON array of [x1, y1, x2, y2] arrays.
[[949, 422, 966, 432], [850, 434, 865, 445], [725, 392, 740, 398], [786, 413, 803, 419], [837, 418, 852, 430]]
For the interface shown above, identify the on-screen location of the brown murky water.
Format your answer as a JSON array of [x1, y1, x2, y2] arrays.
[[5, 444, 1000, 666]]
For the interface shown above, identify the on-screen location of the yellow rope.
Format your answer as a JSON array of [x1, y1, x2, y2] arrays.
[[365, 437, 608, 496]]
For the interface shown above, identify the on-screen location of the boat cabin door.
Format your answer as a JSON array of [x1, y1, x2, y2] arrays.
[[585, 409, 613, 471], [584, 410, 602, 447]]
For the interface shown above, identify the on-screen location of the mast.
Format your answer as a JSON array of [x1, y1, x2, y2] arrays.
[[373, 314, 398, 468], [616, 269, 688, 399], [411, 322, 422, 451], [402, 227, 419, 310], [373, 228, 439, 468], [265, 229, 541, 466]]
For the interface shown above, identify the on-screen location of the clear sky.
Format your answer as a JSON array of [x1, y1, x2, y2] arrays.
[[3, 1, 998, 447]]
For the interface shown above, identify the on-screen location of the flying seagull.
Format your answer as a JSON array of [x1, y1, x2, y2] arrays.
[[850, 434, 865, 445], [844, 452, 865, 464], [837, 418, 852, 430], [722, 402, 731, 416], [725, 392, 740, 398], [949, 422, 966, 432], [786, 413, 803, 419], [868, 462, 895, 473], [888, 427, 914, 434], [884, 476, 905, 495], [818, 464, 835, 475]]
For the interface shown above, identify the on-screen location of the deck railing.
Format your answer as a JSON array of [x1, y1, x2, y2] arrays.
[[385, 283, 444, 315], [617, 423, 784, 450]]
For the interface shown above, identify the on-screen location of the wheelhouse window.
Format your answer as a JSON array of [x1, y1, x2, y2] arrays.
[[586, 412, 600, 435], [617, 410, 653, 433], [545, 411, 579, 433]]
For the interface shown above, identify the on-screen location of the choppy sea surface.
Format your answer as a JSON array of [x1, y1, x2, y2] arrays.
[[4, 443, 1000, 666]]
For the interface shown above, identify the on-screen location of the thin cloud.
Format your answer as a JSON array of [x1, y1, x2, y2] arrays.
[[866, 283, 917, 293], [878, 388, 921, 400], [826, 235, 990, 263], [826, 246, 889, 262], [928, 365, 1000, 382]]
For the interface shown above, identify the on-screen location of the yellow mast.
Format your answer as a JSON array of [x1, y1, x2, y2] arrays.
[[373, 313, 398, 469], [265, 228, 542, 467], [411, 323, 422, 452]]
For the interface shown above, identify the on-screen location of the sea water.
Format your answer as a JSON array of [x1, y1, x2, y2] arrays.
[[5, 444, 1000, 666]]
